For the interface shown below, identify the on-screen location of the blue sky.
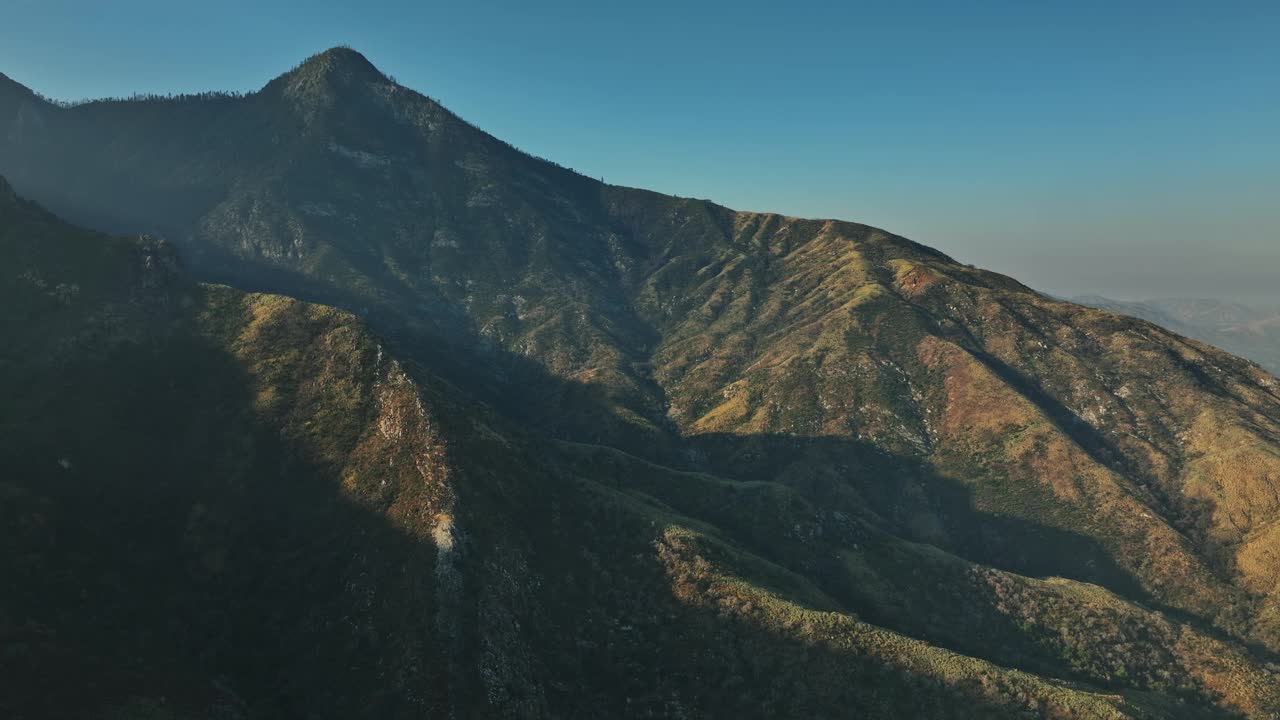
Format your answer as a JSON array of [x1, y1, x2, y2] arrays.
[[3, 0, 1278, 302]]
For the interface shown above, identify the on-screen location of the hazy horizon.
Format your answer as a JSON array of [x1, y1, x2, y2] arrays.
[[2, 0, 1276, 304]]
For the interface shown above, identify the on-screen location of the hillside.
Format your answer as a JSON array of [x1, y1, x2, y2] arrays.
[[9, 177, 1252, 720], [1075, 296, 1280, 375], [5, 49, 1280, 718], [0, 177, 459, 717]]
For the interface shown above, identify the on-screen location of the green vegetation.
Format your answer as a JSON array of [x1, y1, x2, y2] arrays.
[[4, 48, 1280, 718], [1076, 295, 1280, 375]]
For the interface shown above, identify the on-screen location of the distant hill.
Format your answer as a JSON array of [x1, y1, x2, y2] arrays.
[[5, 49, 1280, 718], [1075, 295, 1280, 374]]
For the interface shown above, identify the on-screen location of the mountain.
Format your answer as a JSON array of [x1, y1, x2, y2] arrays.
[[0, 176, 460, 717], [6, 49, 1280, 718], [6, 177, 1226, 720], [1075, 296, 1280, 375]]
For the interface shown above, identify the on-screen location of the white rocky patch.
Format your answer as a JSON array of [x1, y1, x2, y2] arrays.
[[328, 141, 391, 169], [431, 229, 460, 248], [466, 186, 499, 208], [454, 157, 488, 175]]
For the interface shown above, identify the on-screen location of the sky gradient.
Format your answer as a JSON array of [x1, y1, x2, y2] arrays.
[[2, 0, 1277, 302]]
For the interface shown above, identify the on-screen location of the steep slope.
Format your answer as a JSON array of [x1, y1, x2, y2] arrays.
[[0, 178, 462, 717], [6, 48, 1280, 717], [0, 49, 671, 455], [1075, 296, 1280, 375], [629, 214, 1280, 645], [9, 179, 1260, 719]]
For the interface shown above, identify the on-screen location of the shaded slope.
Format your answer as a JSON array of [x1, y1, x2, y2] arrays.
[[0, 181, 461, 717], [0, 49, 667, 448], [4, 48, 1280, 717], [5, 180, 1248, 719]]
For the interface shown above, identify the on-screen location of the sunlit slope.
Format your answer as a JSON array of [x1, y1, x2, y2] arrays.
[[4, 47, 1280, 717], [9, 178, 1280, 718]]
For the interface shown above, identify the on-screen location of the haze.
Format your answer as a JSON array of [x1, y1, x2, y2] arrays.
[[3, 0, 1276, 302]]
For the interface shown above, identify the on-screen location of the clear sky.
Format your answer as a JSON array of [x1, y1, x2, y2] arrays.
[[3, 0, 1278, 303]]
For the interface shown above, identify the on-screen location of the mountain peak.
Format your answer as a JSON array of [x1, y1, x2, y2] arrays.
[[266, 46, 389, 105], [293, 46, 384, 82], [0, 175, 15, 205]]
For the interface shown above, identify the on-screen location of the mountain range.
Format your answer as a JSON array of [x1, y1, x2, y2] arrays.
[[4, 47, 1280, 719], [1073, 296, 1280, 376]]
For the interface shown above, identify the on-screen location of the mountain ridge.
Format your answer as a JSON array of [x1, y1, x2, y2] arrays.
[[5, 49, 1280, 718], [1074, 294, 1280, 375], [6, 177, 1230, 719]]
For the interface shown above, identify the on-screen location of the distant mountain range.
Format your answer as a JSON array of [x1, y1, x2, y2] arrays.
[[5, 48, 1280, 719], [1074, 296, 1280, 375]]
